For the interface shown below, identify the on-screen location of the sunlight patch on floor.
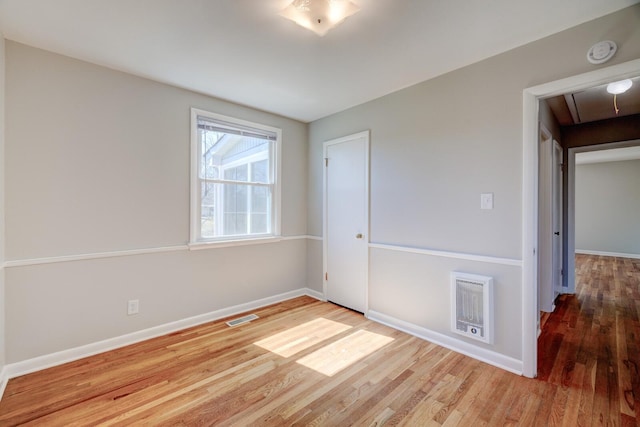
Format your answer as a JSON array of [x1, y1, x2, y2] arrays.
[[254, 317, 352, 358], [296, 329, 394, 376]]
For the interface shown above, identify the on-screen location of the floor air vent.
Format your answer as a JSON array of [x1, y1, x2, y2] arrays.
[[226, 313, 259, 327], [451, 272, 493, 344]]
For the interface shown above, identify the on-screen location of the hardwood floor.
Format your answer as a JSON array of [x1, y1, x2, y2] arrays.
[[0, 254, 638, 425], [537, 254, 640, 426]]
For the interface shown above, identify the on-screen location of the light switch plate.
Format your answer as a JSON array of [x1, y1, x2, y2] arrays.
[[481, 193, 494, 210]]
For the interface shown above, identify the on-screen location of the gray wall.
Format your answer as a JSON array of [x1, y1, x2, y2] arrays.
[[4, 42, 309, 362], [3, 5, 640, 368], [308, 6, 640, 361], [0, 35, 6, 371], [575, 159, 640, 255]]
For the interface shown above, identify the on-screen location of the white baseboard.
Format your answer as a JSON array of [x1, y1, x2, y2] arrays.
[[1, 288, 521, 404], [367, 310, 523, 376], [0, 366, 8, 401], [1, 287, 321, 395], [304, 288, 325, 301], [575, 249, 640, 260]]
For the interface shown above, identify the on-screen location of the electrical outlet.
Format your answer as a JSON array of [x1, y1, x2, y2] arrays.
[[127, 299, 139, 315]]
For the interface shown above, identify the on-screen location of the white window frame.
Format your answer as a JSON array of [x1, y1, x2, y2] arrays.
[[189, 108, 282, 249]]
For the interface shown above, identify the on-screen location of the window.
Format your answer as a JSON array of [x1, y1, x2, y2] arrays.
[[190, 109, 281, 245]]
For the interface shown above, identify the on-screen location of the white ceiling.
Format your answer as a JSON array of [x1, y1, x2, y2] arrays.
[[576, 145, 640, 164], [0, 0, 638, 122]]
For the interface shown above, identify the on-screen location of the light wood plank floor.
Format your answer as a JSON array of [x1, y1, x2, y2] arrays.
[[0, 254, 638, 425]]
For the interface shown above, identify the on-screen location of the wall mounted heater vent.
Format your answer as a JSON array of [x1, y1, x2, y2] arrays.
[[451, 272, 493, 344]]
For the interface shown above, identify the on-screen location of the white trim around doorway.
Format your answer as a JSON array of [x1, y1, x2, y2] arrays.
[[522, 58, 640, 378]]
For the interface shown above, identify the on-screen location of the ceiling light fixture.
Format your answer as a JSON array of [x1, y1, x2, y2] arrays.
[[606, 79, 633, 115], [279, 0, 360, 36], [606, 79, 633, 95]]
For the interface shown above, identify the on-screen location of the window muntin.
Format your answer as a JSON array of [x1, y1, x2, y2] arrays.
[[191, 110, 280, 243]]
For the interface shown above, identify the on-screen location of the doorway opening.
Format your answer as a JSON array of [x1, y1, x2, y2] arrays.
[[567, 141, 640, 289], [522, 58, 640, 378]]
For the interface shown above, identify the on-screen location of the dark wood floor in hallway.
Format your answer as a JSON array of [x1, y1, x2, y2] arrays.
[[0, 254, 638, 425], [537, 254, 640, 426]]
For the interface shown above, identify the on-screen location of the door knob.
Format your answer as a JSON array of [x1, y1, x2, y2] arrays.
[[554, 232, 560, 236], [356, 233, 363, 239]]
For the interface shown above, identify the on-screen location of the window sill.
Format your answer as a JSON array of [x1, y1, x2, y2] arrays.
[[188, 236, 282, 251]]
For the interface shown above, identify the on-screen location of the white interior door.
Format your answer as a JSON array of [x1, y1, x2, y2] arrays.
[[538, 125, 555, 313], [323, 131, 369, 313], [552, 141, 563, 294]]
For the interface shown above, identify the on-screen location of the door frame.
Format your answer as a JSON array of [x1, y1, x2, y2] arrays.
[[322, 130, 370, 313], [522, 58, 640, 378]]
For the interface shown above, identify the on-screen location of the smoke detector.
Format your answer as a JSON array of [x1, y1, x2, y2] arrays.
[[587, 41, 617, 64]]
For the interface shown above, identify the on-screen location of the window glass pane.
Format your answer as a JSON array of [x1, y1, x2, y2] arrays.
[[251, 159, 269, 184], [224, 164, 248, 182], [251, 214, 268, 234], [200, 182, 217, 238], [223, 212, 248, 236], [250, 186, 270, 234], [200, 130, 223, 180], [223, 183, 248, 236], [251, 186, 268, 212], [222, 138, 269, 167]]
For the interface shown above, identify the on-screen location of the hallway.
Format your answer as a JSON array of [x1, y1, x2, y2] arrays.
[[537, 254, 640, 425]]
